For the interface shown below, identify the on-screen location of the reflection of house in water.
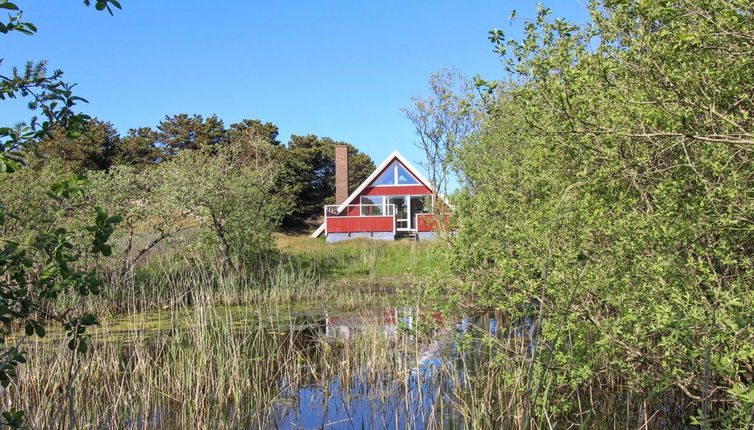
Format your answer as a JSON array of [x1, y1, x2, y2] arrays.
[[282, 307, 541, 370], [280, 308, 424, 341], [324, 308, 413, 339]]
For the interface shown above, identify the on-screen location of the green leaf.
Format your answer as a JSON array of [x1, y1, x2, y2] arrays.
[[24, 322, 33, 337]]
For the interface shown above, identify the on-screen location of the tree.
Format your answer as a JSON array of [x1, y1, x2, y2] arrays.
[[158, 137, 289, 270], [89, 164, 193, 280], [281, 135, 375, 225], [114, 126, 162, 167], [38, 118, 121, 172], [227, 118, 281, 146], [0, 1, 121, 426], [402, 68, 481, 199], [156, 113, 226, 155], [446, 0, 754, 426]]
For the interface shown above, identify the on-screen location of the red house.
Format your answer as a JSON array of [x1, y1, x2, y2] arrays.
[[311, 147, 449, 243]]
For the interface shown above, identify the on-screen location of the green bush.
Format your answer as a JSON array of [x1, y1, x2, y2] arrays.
[[444, 0, 754, 426]]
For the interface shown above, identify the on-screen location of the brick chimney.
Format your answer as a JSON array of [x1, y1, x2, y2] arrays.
[[335, 145, 349, 205]]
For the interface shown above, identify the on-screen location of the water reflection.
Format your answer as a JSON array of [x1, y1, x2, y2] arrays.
[[266, 309, 508, 429], [100, 307, 512, 429]]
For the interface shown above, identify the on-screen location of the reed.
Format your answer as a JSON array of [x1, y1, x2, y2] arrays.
[[4, 298, 469, 429], [4, 236, 471, 428]]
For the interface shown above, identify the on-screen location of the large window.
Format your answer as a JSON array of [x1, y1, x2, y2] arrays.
[[372, 166, 396, 186], [372, 161, 420, 186], [359, 194, 433, 231]]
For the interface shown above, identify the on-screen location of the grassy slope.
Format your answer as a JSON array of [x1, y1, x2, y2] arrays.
[[274, 233, 442, 282]]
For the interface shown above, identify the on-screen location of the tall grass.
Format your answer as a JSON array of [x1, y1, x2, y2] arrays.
[[61, 236, 442, 317], [5, 299, 468, 429], [275, 234, 443, 280], [2, 236, 469, 428]]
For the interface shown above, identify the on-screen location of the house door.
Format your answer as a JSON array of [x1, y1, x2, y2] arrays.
[[387, 196, 409, 230], [409, 195, 429, 230]]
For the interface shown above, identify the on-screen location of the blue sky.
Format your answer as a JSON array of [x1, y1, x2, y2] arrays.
[[1, 1, 588, 167]]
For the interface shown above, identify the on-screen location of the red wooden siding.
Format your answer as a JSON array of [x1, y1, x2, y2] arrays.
[[416, 214, 450, 232], [360, 185, 431, 196], [343, 206, 361, 216], [327, 216, 394, 233]]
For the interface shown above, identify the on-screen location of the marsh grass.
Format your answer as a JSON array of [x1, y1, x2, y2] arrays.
[[59, 235, 442, 318], [0, 234, 481, 428], [5, 299, 469, 429]]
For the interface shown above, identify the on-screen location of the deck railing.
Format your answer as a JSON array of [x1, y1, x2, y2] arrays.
[[324, 204, 396, 218], [324, 204, 397, 235]]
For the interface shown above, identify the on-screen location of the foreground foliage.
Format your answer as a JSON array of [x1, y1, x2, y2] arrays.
[[0, 1, 121, 426], [443, 0, 754, 427]]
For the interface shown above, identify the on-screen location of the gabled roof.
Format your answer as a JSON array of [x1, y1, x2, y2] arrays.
[[311, 150, 449, 238]]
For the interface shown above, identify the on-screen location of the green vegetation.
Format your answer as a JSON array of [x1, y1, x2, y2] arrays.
[[0, 235, 445, 428], [277, 234, 442, 281], [33, 113, 376, 228], [7, 300, 410, 428], [424, 0, 754, 427], [0, 1, 123, 426], [4, 0, 753, 428]]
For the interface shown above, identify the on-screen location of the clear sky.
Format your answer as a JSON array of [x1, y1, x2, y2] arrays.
[[1, 1, 589, 167]]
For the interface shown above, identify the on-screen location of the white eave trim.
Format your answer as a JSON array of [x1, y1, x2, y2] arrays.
[[311, 223, 325, 238]]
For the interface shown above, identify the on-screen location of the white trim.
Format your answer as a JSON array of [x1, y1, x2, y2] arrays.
[[326, 216, 394, 219], [311, 223, 325, 238], [386, 195, 410, 231]]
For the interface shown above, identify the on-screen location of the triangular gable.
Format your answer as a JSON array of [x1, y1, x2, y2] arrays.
[[311, 150, 451, 237], [370, 160, 422, 186], [336, 150, 434, 212]]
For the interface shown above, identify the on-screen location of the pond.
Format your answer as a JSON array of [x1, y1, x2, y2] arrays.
[[13, 302, 520, 429], [106, 305, 513, 429], [13, 297, 694, 429]]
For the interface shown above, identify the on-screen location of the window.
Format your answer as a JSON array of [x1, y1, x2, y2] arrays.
[[372, 165, 396, 186], [371, 161, 421, 186], [396, 164, 419, 184]]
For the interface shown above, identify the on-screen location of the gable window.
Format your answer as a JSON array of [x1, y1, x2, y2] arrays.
[[396, 163, 419, 184], [371, 161, 420, 186], [372, 165, 396, 186]]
